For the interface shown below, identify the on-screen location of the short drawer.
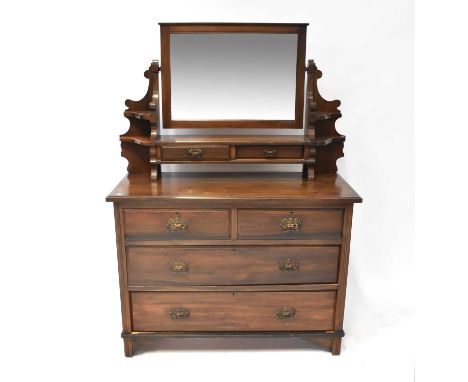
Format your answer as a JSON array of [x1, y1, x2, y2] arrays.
[[161, 145, 230, 161], [236, 145, 303, 159], [131, 291, 335, 331], [126, 246, 340, 286], [238, 209, 343, 239], [123, 209, 231, 240]]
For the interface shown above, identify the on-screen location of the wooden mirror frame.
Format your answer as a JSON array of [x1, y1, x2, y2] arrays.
[[159, 23, 308, 129]]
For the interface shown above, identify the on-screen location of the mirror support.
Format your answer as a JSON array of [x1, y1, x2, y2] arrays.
[[302, 59, 345, 180], [121, 60, 161, 180]]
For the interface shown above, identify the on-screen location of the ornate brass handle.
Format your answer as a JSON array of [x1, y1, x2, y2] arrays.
[[264, 147, 277, 158], [278, 258, 300, 272], [187, 147, 203, 159], [169, 260, 189, 273], [280, 217, 302, 232], [170, 308, 190, 320], [276, 307, 296, 320], [167, 217, 188, 232]]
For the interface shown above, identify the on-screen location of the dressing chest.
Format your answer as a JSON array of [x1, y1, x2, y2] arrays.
[[107, 23, 362, 356]]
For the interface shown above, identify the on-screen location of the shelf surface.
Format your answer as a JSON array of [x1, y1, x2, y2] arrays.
[[107, 172, 362, 203], [120, 135, 153, 146], [119, 134, 345, 147], [124, 110, 156, 121], [154, 135, 311, 145]]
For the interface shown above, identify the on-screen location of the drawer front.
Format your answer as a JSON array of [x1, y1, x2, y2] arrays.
[[161, 145, 230, 161], [127, 246, 340, 286], [238, 209, 343, 239], [123, 209, 231, 240], [236, 145, 303, 159], [131, 291, 335, 331]]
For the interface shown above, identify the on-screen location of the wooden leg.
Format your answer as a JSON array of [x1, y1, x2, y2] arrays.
[[331, 338, 341, 355], [124, 338, 134, 357]]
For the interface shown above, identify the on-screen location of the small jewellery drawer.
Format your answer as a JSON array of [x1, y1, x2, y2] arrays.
[[236, 145, 304, 159], [131, 291, 335, 331], [123, 209, 230, 240], [161, 145, 230, 161], [238, 209, 343, 239], [126, 246, 340, 286]]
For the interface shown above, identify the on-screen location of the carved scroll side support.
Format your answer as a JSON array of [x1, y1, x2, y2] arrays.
[[121, 61, 161, 180], [303, 59, 345, 178], [121, 142, 150, 175]]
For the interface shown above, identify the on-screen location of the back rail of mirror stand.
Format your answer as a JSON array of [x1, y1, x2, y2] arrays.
[[119, 59, 345, 181]]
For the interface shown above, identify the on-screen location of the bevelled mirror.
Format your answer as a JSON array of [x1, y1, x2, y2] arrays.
[[160, 23, 307, 129]]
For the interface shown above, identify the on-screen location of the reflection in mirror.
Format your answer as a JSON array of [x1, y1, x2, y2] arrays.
[[170, 33, 298, 120]]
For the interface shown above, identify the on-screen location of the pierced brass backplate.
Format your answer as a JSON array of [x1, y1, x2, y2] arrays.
[[278, 258, 300, 272], [280, 217, 302, 232], [187, 147, 203, 159], [170, 308, 190, 320], [167, 217, 189, 232], [264, 147, 277, 158], [169, 260, 190, 273], [276, 307, 296, 320]]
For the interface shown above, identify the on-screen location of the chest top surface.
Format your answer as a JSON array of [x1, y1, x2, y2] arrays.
[[106, 172, 362, 203]]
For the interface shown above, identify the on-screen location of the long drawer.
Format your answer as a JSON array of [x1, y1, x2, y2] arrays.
[[127, 246, 340, 286], [123, 209, 231, 240], [131, 291, 335, 331], [238, 209, 343, 239]]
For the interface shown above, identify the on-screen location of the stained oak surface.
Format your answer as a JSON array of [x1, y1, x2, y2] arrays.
[[131, 291, 335, 331], [126, 246, 340, 286], [106, 172, 362, 203]]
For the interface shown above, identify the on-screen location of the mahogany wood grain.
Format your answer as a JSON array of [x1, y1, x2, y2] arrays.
[[236, 145, 303, 159], [160, 23, 306, 129], [237, 209, 343, 240], [113, 206, 134, 356], [123, 209, 231, 240], [127, 284, 339, 292], [106, 173, 362, 203], [108, 172, 361, 355], [161, 145, 230, 161], [131, 291, 335, 331], [332, 205, 354, 355], [126, 246, 340, 286], [155, 135, 312, 145]]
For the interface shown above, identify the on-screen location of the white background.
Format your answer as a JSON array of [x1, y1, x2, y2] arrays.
[[0, 0, 423, 381]]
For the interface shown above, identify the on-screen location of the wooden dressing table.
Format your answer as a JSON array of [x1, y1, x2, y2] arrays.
[[107, 23, 362, 356]]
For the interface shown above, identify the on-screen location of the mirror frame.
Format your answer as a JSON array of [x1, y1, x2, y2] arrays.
[[159, 23, 308, 129]]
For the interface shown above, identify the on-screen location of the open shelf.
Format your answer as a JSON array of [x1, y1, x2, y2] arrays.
[[119, 134, 344, 147], [313, 135, 345, 146], [120, 135, 153, 146], [155, 135, 311, 145], [124, 110, 156, 121], [314, 111, 342, 120]]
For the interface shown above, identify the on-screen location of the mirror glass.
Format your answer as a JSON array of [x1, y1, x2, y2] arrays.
[[170, 33, 298, 120]]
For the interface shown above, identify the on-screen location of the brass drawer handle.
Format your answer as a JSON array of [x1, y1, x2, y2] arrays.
[[169, 260, 189, 273], [278, 258, 300, 272], [187, 147, 203, 159], [264, 147, 277, 158], [167, 217, 188, 232], [276, 307, 296, 320], [280, 217, 302, 232], [170, 308, 190, 320]]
